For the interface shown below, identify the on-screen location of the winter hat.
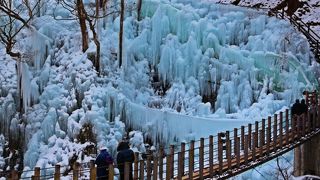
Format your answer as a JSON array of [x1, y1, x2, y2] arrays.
[[99, 146, 107, 151]]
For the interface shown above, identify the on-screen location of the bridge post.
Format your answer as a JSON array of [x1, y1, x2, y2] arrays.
[[261, 119, 266, 146], [134, 152, 139, 180], [158, 147, 163, 180], [189, 140, 195, 179], [109, 164, 114, 180], [244, 135, 248, 165], [153, 155, 158, 180], [279, 112, 283, 148], [318, 101, 320, 128], [11, 170, 18, 180], [226, 139, 231, 170], [259, 130, 263, 156], [255, 121, 259, 148], [170, 145, 174, 178], [33, 167, 40, 180], [285, 109, 289, 145], [267, 116, 271, 154], [73, 162, 80, 180], [166, 153, 173, 179], [54, 164, 60, 180], [312, 106, 317, 131], [248, 124, 252, 149], [273, 114, 278, 150], [166, 145, 174, 179], [146, 155, 152, 180], [139, 160, 144, 180], [125, 162, 130, 180], [181, 142, 185, 176], [218, 133, 223, 175], [252, 132, 256, 161], [302, 114, 306, 136], [241, 126, 245, 150], [89, 160, 96, 180], [234, 128, 238, 155], [199, 138, 204, 179], [236, 137, 240, 168], [209, 135, 214, 177], [306, 91, 309, 106], [178, 152, 183, 179], [225, 131, 230, 159]]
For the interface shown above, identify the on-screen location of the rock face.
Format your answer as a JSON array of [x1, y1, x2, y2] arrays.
[[294, 133, 320, 176]]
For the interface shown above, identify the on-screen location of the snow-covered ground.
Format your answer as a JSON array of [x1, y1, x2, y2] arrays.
[[0, 0, 319, 179]]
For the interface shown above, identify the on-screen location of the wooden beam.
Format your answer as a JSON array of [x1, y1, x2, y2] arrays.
[[189, 140, 195, 180], [199, 138, 204, 179], [209, 135, 214, 178]]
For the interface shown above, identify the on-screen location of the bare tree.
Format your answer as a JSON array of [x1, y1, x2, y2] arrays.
[[56, 0, 120, 74], [118, 0, 124, 68], [0, 0, 40, 58], [0, 0, 41, 112]]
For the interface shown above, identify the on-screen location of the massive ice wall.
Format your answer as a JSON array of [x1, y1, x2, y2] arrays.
[[123, 0, 318, 115]]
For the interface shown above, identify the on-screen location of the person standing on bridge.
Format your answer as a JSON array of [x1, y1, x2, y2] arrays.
[[116, 141, 135, 180], [291, 99, 301, 116], [95, 146, 114, 180], [300, 99, 308, 115]]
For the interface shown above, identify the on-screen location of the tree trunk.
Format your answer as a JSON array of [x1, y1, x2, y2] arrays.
[[77, 0, 89, 52], [137, 0, 142, 21], [119, 0, 124, 68]]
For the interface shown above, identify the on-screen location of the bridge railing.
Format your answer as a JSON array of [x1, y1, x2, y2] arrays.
[[5, 92, 320, 180]]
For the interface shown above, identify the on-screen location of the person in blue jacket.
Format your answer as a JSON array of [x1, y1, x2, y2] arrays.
[[116, 141, 135, 180], [95, 146, 114, 180]]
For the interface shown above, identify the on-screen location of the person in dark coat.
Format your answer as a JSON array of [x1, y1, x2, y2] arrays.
[[116, 141, 135, 180], [300, 99, 308, 115], [291, 99, 300, 116], [95, 147, 114, 180]]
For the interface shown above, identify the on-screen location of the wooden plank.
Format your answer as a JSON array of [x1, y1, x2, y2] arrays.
[[153, 156, 158, 180], [125, 162, 130, 180], [178, 152, 183, 180], [181, 142, 186, 176], [285, 109, 289, 146], [34, 167, 40, 180], [109, 164, 114, 180], [199, 138, 204, 179], [73, 163, 79, 180], [189, 140, 195, 180], [227, 139, 231, 170], [209, 135, 214, 178], [166, 153, 172, 179], [139, 160, 144, 180], [244, 135, 248, 165], [261, 119, 265, 146], [89, 160, 96, 180], [134, 152, 139, 180], [234, 128, 238, 155], [259, 130, 263, 156], [279, 112, 283, 148], [252, 132, 256, 161], [54, 164, 60, 180], [236, 137, 240, 168], [241, 126, 245, 150], [147, 155, 152, 180], [170, 145, 175, 178], [255, 121, 259, 148], [273, 114, 278, 150], [218, 133, 223, 175], [248, 124, 252, 149], [159, 148, 163, 180], [267, 116, 271, 154]]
